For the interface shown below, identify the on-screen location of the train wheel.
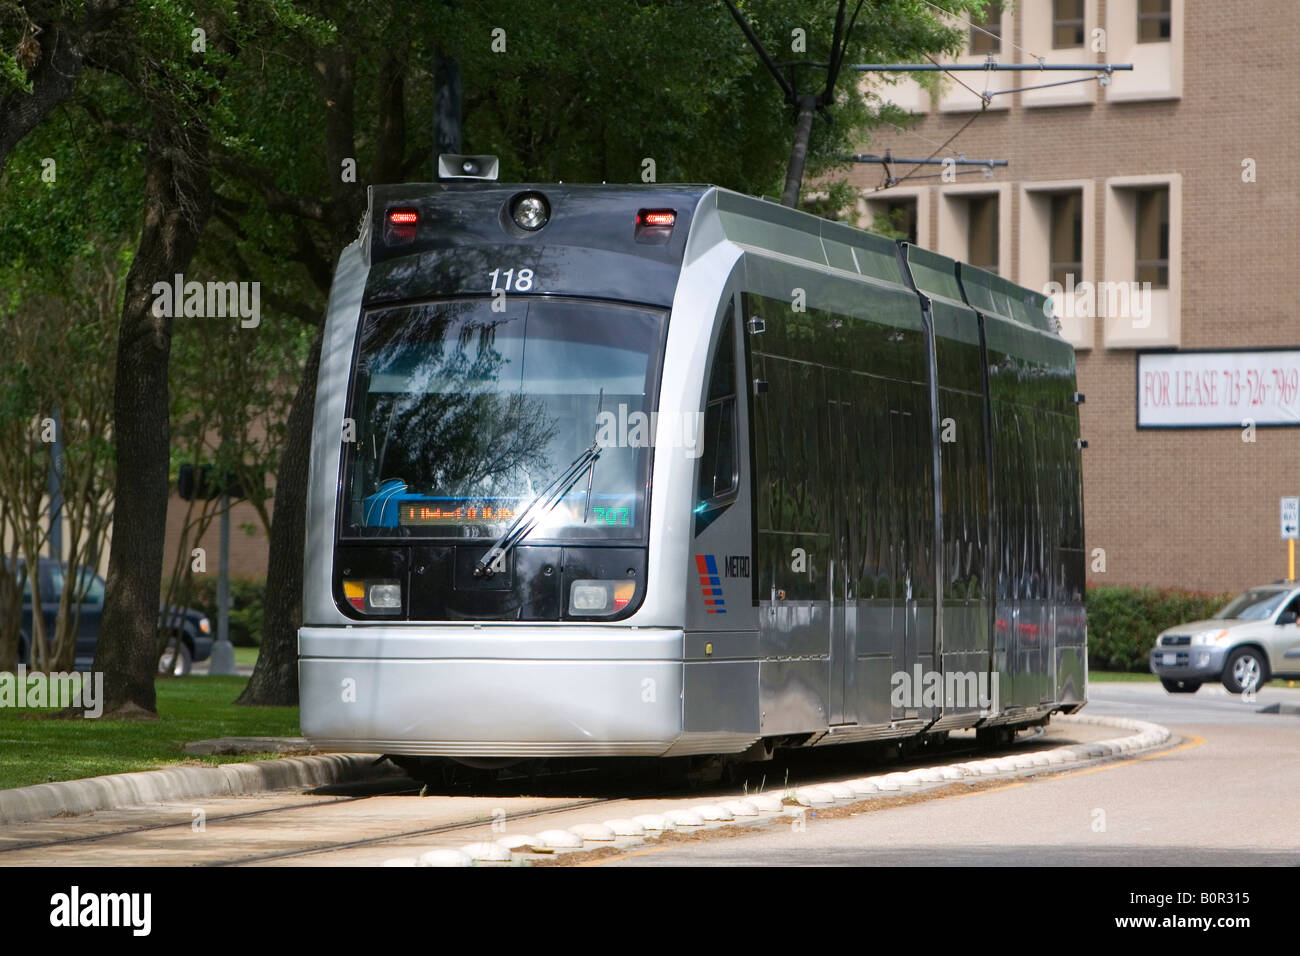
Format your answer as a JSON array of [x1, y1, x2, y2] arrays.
[[976, 726, 1014, 749]]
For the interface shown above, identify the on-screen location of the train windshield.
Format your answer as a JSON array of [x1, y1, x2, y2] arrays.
[[341, 297, 665, 540]]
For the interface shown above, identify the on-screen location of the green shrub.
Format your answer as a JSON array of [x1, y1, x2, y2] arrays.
[[1086, 586, 1235, 671], [182, 576, 265, 647]]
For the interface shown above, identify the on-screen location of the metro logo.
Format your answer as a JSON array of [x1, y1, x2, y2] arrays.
[[695, 554, 726, 614]]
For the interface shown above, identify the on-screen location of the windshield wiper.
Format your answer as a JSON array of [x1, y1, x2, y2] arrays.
[[473, 443, 602, 577], [474, 389, 605, 578]]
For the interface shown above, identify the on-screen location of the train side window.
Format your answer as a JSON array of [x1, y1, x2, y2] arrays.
[[695, 309, 738, 530]]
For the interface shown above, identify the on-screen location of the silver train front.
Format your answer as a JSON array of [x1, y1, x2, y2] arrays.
[[299, 200, 752, 758]]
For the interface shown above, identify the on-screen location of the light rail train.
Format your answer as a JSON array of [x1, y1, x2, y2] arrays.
[[298, 156, 1087, 769]]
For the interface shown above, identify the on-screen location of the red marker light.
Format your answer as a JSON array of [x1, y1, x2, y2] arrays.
[[637, 209, 675, 227], [386, 207, 419, 242], [635, 208, 676, 243]]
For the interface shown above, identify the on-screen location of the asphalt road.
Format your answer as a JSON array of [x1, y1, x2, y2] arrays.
[[594, 682, 1300, 866]]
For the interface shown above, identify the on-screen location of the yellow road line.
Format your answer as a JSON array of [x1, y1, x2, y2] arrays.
[[946, 735, 1204, 800], [579, 845, 672, 866], [1045, 734, 1206, 780]]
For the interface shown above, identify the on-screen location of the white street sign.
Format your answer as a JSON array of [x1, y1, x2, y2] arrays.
[[1282, 497, 1299, 539]]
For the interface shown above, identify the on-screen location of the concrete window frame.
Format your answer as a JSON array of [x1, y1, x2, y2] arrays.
[[1102, 173, 1182, 349], [869, 71, 931, 116], [1105, 0, 1183, 102], [939, 5, 1014, 113], [1021, 0, 1100, 109], [1019, 179, 1097, 349], [935, 181, 1012, 278], [858, 185, 932, 249]]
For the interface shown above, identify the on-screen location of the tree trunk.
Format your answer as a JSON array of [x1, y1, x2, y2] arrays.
[[94, 123, 212, 719], [236, 327, 323, 706], [780, 94, 819, 209], [238, 36, 368, 707]]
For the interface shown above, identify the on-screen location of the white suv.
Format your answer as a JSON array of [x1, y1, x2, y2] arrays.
[[1150, 585, 1300, 693]]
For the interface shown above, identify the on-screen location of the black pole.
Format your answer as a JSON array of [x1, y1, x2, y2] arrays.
[[781, 94, 819, 208]]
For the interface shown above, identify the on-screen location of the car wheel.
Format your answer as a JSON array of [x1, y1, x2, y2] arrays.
[[158, 640, 194, 678], [1160, 678, 1201, 693], [1221, 647, 1267, 694]]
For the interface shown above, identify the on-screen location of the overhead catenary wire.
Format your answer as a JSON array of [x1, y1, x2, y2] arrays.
[[855, 60, 1133, 100], [855, 147, 1007, 193], [854, 6, 1131, 196], [887, 104, 986, 190], [918, 0, 1043, 63]]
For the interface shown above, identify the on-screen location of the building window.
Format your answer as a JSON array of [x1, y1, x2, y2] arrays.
[[1049, 192, 1083, 289], [1138, 0, 1171, 42], [1134, 187, 1169, 288], [874, 198, 918, 245], [1052, 0, 1086, 48], [970, 1, 1002, 55], [967, 195, 999, 274]]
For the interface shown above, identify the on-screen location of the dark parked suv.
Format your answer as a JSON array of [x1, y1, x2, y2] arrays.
[[9, 558, 213, 676]]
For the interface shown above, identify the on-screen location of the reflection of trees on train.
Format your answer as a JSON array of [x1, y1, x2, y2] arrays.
[[362, 316, 557, 500]]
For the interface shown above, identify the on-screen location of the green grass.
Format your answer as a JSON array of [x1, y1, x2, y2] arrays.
[[234, 646, 259, 668], [0, 676, 299, 791], [1089, 669, 1297, 688], [1089, 670, 1159, 682]]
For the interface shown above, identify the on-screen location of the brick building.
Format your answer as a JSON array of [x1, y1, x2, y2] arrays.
[[850, 0, 1299, 592]]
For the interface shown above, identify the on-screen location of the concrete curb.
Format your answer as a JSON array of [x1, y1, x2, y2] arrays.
[[0, 753, 388, 826], [402, 712, 1176, 866]]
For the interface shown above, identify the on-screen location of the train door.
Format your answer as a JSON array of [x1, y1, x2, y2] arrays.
[[683, 297, 761, 741], [825, 384, 855, 725]]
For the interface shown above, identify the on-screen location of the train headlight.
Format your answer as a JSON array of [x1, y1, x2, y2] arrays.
[[569, 579, 635, 616], [369, 583, 401, 609], [343, 579, 402, 616], [511, 192, 549, 231]]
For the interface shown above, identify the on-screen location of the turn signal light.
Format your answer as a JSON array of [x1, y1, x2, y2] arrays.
[[343, 579, 401, 616]]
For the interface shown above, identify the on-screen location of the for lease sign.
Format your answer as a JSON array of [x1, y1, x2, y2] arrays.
[[1137, 350, 1300, 428]]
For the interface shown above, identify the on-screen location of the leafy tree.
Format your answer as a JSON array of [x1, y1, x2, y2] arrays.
[[0, 0, 131, 173], [2, 0, 1004, 712], [0, 77, 139, 673]]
